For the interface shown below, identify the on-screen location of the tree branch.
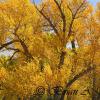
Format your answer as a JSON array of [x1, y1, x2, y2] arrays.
[[60, 66, 94, 100], [66, 1, 87, 50], [33, 0, 59, 36], [54, 0, 66, 33], [68, 0, 86, 37], [12, 22, 33, 60], [0, 40, 19, 50], [8, 50, 19, 61]]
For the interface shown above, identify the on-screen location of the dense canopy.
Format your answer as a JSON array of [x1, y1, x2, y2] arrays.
[[0, 0, 100, 100]]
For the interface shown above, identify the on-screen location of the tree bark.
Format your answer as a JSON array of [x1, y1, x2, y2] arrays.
[[60, 66, 94, 100], [58, 51, 66, 69]]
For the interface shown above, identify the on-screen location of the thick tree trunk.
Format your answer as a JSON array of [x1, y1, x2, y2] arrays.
[[58, 51, 66, 69]]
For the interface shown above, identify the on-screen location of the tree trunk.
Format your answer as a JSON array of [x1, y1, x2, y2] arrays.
[[58, 51, 66, 69]]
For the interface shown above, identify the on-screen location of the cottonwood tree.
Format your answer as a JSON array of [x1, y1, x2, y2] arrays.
[[0, 0, 99, 100], [33, 0, 99, 99]]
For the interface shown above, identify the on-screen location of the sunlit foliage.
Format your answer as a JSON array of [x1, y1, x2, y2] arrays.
[[0, 0, 100, 100]]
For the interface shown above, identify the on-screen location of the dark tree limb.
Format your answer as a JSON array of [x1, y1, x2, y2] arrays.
[[67, 0, 86, 50], [58, 51, 66, 69], [8, 50, 19, 61], [54, 0, 66, 33], [15, 36, 33, 60], [33, 0, 59, 36], [5, 47, 21, 52], [12, 23, 33, 60], [60, 66, 94, 100], [0, 40, 19, 50], [68, 0, 86, 37]]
